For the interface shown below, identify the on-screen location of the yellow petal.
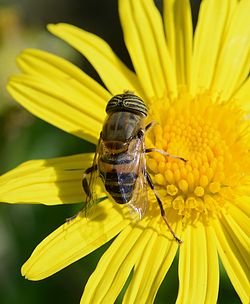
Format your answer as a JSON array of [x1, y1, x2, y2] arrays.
[[233, 77, 250, 113], [221, 213, 249, 274], [204, 225, 219, 304], [213, 218, 250, 304], [119, 0, 177, 99], [7, 74, 105, 144], [17, 48, 111, 108], [190, 0, 231, 95], [124, 210, 181, 303], [48, 23, 144, 97], [22, 201, 130, 280], [177, 222, 219, 304], [228, 203, 250, 238], [235, 195, 250, 218], [81, 218, 151, 304], [0, 153, 102, 205], [163, 0, 193, 88], [162, 0, 176, 67], [210, 0, 250, 100]]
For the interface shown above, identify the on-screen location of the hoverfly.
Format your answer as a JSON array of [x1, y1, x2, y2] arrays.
[[79, 91, 183, 243]]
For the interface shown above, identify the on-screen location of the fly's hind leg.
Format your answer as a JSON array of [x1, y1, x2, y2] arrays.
[[66, 164, 97, 222], [146, 171, 183, 244]]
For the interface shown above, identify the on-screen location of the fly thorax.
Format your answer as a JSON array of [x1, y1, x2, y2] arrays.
[[102, 111, 143, 142]]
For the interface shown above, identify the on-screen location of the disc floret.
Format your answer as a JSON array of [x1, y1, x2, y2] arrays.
[[146, 92, 250, 224]]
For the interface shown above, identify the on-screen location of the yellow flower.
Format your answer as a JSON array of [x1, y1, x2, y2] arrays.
[[1, 0, 250, 303]]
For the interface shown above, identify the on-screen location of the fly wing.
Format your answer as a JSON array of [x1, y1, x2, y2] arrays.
[[124, 137, 148, 221], [127, 167, 148, 221]]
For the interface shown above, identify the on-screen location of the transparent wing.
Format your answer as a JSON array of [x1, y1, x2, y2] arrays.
[[125, 137, 148, 221], [127, 169, 148, 221]]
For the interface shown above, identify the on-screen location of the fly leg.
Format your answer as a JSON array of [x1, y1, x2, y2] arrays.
[[137, 122, 158, 140], [82, 165, 97, 197], [66, 164, 97, 222], [145, 121, 156, 132], [144, 121, 187, 162], [146, 171, 183, 244], [145, 148, 187, 162]]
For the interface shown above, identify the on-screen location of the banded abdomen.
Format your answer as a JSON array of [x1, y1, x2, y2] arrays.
[[99, 148, 140, 204], [100, 168, 138, 204]]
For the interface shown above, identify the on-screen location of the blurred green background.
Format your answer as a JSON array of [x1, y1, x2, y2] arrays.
[[0, 0, 242, 303]]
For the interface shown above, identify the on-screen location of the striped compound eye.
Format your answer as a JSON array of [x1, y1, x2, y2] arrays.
[[106, 91, 148, 117]]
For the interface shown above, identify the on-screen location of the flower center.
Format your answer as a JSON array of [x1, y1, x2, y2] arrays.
[[146, 90, 250, 224]]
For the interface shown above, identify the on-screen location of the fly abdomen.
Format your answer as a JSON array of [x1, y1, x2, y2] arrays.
[[100, 171, 138, 204], [105, 183, 134, 204], [104, 171, 137, 184]]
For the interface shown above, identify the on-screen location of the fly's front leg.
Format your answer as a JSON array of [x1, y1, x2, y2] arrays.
[[145, 121, 156, 132], [136, 121, 156, 141], [146, 171, 183, 244]]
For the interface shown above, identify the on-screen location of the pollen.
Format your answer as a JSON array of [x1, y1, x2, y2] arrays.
[[146, 91, 250, 224]]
